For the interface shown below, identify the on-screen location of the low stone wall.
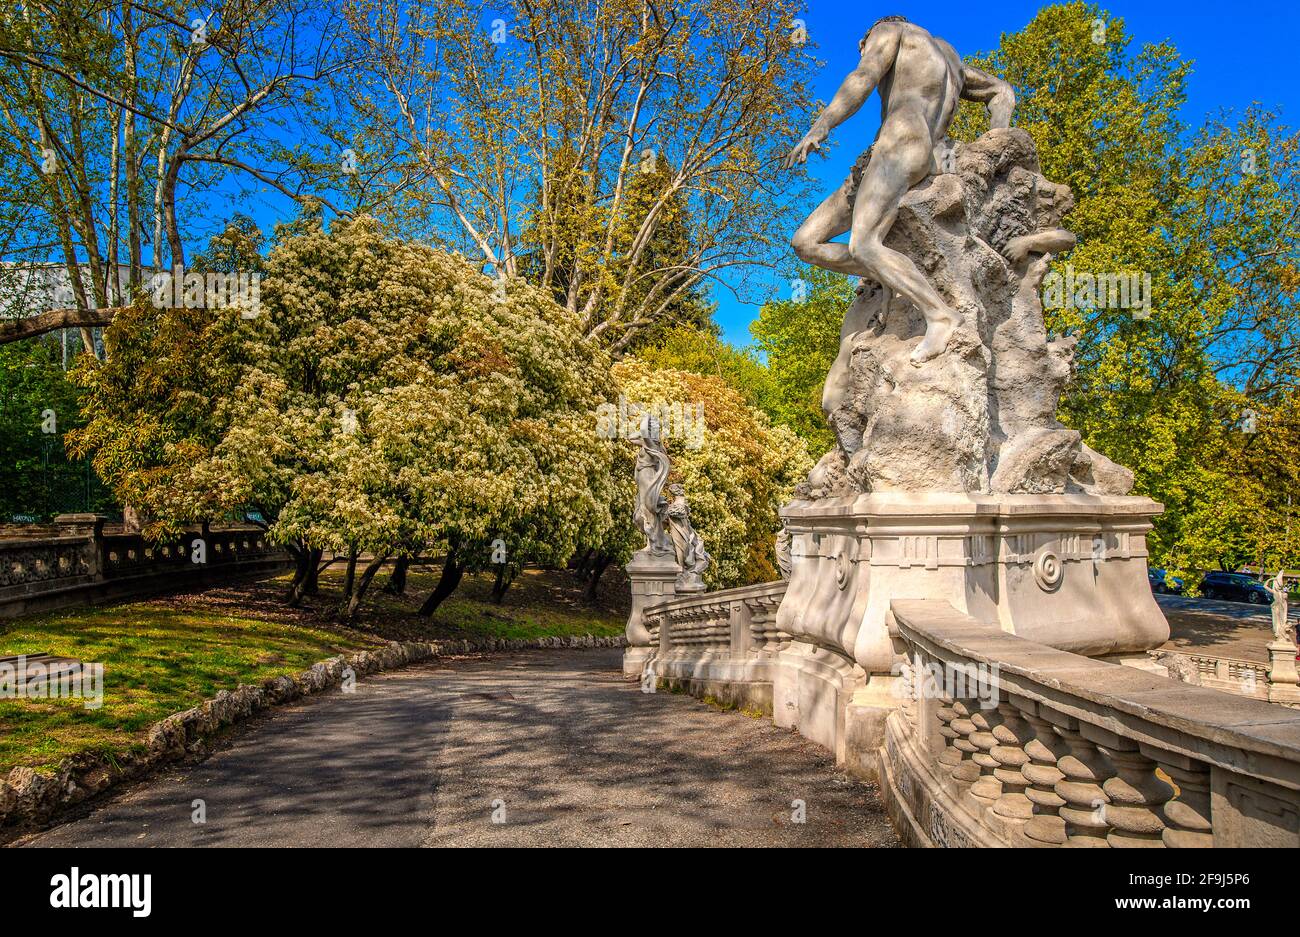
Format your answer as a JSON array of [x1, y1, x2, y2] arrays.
[[1151, 650, 1268, 698], [0, 634, 624, 836], [0, 514, 292, 619], [633, 579, 880, 775], [884, 600, 1300, 847], [641, 581, 787, 717], [1150, 648, 1300, 708], [630, 585, 1300, 847]]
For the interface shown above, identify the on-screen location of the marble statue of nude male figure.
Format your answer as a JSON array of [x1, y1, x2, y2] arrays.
[[783, 16, 1015, 365]]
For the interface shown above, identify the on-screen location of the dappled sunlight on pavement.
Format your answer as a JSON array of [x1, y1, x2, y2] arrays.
[[23, 649, 897, 848]]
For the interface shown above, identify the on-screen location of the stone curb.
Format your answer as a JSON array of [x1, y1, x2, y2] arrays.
[[0, 633, 625, 834]]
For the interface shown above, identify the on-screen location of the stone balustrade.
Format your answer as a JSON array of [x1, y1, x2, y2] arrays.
[[1155, 647, 1300, 709], [885, 599, 1300, 847], [1152, 650, 1270, 699], [0, 514, 290, 619], [641, 580, 789, 712], [634, 584, 1300, 846]]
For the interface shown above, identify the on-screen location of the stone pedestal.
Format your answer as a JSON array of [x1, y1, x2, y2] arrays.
[[777, 492, 1169, 677], [622, 550, 678, 677], [772, 642, 864, 761], [53, 513, 107, 580], [1268, 641, 1300, 707]]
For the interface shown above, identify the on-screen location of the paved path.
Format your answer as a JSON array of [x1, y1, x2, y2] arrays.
[[1158, 594, 1296, 664], [22, 648, 897, 848]]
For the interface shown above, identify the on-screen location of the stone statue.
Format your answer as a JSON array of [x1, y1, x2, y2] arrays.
[[784, 15, 1015, 366], [632, 415, 673, 557], [1270, 571, 1292, 645], [768, 16, 1169, 683], [780, 17, 1133, 501], [666, 483, 710, 592], [775, 525, 792, 580]]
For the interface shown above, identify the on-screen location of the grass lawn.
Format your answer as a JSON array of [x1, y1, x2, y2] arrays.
[[0, 562, 627, 773], [0, 602, 380, 773], [346, 564, 628, 642]]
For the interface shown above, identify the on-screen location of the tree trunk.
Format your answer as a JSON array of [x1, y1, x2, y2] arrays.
[[285, 544, 312, 606], [343, 546, 358, 600], [0, 305, 124, 345], [584, 553, 613, 602], [383, 556, 410, 594], [419, 549, 465, 617], [345, 555, 389, 622], [305, 548, 324, 594], [490, 564, 515, 604], [572, 547, 593, 577]]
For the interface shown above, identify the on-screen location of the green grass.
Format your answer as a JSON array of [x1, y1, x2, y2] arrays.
[[0, 563, 626, 773], [0, 602, 380, 773], [367, 567, 626, 641]]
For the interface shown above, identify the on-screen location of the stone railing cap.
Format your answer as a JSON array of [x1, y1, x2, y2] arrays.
[[645, 579, 788, 615], [783, 493, 1164, 520]]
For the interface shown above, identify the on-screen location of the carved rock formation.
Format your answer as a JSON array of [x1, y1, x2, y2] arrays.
[[799, 128, 1134, 500]]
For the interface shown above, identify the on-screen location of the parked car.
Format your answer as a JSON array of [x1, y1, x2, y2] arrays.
[[1147, 568, 1185, 594], [1199, 571, 1273, 604]]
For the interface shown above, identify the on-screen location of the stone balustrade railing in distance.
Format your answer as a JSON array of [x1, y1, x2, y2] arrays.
[[640, 580, 789, 713], [0, 514, 292, 619]]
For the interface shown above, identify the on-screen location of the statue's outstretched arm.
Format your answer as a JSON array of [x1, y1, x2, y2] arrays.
[[961, 65, 1016, 129], [783, 25, 900, 168]]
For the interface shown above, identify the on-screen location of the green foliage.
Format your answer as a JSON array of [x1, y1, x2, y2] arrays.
[[192, 215, 267, 275], [71, 216, 619, 604], [335, 0, 818, 353], [0, 339, 113, 520], [635, 325, 778, 417], [750, 266, 856, 455], [952, 1, 1300, 574], [526, 152, 719, 353]]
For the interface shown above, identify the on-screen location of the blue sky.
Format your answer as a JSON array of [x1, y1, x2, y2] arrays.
[[712, 0, 1300, 347]]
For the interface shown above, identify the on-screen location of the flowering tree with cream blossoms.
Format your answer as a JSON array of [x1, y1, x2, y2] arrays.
[[72, 216, 618, 617]]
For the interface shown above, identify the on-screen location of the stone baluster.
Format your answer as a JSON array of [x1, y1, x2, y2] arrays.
[[53, 513, 106, 580], [965, 705, 1005, 813], [948, 701, 982, 786], [900, 657, 921, 728], [1054, 721, 1113, 847], [988, 700, 1034, 837], [1020, 700, 1070, 847], [1083, 726, 1173, 848], [936, 695, 963, 777], [1144, 747, 1213, 848]]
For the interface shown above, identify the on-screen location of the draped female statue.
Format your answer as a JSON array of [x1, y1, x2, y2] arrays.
[[632, 416, 673, 557]]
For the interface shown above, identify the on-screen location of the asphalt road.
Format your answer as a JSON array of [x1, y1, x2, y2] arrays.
[[1157, 593, 1295, 664], [21, 648, 897, 848], [1156, 593, 1298, 622]]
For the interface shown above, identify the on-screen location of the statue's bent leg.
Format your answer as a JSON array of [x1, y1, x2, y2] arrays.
[[847, 119, 961, 365], [791, 184, 861, 276]]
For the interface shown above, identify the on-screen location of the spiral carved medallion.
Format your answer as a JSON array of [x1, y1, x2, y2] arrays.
[[1033, 549, 1063, 592]]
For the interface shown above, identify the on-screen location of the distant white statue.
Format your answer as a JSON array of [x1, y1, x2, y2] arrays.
[[775, 525, 792, 580], [1269, 571, 1292, 645]]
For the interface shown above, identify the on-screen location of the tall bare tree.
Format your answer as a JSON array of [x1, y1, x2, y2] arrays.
[[332, 0, 817, 352], [0, 0, 352, 350]]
